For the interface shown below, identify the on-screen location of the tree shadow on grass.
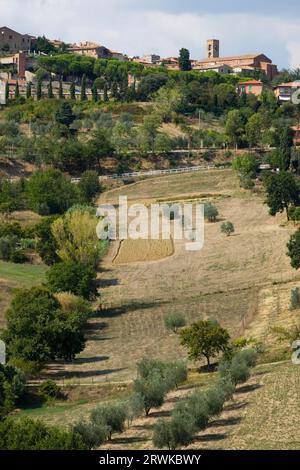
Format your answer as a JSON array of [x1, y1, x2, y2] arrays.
[[194, 433, 228, 442], [110, 436, 149, 445], [70, 355, 110, 365], [100, 301, 168, 319], [223, 401, 249, 412], [44, 366, 125, 380], [97, 278, 119, 288], [208, 416, 242, 428], [149, 409, 172, 419], [86, 321, 108, 331], [235, 383, 261, 394]]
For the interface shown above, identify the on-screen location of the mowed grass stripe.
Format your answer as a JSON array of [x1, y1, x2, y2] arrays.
[[0, 261, 48, 288]]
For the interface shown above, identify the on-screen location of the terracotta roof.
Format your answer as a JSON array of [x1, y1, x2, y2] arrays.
[[239, 80, 263, 85], [275, 81, 300, 88], [195, 53, 271, 65]]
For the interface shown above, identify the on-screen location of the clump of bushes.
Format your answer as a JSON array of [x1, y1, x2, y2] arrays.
[[221, 221, 235, 236], [164, 313, 186, 333], [39, 380, 64, 402], [204, 203, 219, 222]]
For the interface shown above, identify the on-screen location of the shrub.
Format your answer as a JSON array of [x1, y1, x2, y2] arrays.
[[217, 377, 235, 401], [90, 402, 127, 440], [0, 417, 86, 450], [153, 414, 194, 450], [204, 203, 219, 222], [236, 348, 257, 368], [39, 380, 63, 401], [133, 375, 166, 416], [164, 313, 186, 333], [229, 356, 250, 384], [219, 352, 251, 386], [220, 221, 235, 236], [26, 169, 79, 215], [2, 286, 86, 368], [183, 391, 209, 431], [165, 362, 188, 389], [46, 260, 98, 300], [204, 386, 226, 417], [0, 364, 26, 418], [136, 358, 187, 392], [78, 170, 101, 203], [73, 421, 108, 450]]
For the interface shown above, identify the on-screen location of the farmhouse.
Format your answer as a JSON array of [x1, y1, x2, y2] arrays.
[[0, 52, 26, 78], [67, 41, 127, 61], [0, 26, 34, 53], [238, 80, 264, 96], [274, 81, 300, 103]]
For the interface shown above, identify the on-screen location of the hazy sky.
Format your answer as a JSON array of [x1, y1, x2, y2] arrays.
[[2, 0, 300, 69]]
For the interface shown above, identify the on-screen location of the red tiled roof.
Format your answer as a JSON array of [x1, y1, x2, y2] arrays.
[[239, 80, 263, 85]]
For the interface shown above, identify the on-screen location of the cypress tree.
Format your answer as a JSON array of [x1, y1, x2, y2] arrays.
[[59, 79, 64, 99], [80, 74, 87, 101], [26, 82, 32, 99], [111, 82, 119, 99], [92, 82, 98, 103], [48, 79, 54, 99], [103, 83, 109, 102], [15, 81, 20, 99], [70, 82, 76, 100], [36, 80, 42, 101], [5, 81, 9, 102]]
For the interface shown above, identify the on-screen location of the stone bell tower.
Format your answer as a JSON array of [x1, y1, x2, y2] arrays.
[[207, 39, 219, 59]]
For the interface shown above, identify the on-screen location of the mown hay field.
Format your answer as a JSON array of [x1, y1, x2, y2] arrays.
[[49, 169, 300, 383]]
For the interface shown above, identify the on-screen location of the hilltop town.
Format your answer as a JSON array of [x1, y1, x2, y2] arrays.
[[1, 25, 299, 105]]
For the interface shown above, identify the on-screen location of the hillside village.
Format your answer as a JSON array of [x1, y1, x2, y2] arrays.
[[1, 25, 299, 104], [0, 20, 300, 455]]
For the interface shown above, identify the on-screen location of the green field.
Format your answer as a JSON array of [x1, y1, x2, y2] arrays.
[[0, 261, 48, 288], [0, 261, 48, 328]]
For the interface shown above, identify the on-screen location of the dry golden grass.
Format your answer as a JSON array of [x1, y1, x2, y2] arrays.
[[48, 169, 299, 384], [113, 239, 174, 264]]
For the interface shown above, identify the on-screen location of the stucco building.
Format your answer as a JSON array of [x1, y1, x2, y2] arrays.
[[193, 40, 278, 80], [0, 27, 34, 53]]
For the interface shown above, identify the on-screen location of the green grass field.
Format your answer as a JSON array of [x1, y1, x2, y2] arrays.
[[0, 261, 48, 328], [0, 261, 48, 288]]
